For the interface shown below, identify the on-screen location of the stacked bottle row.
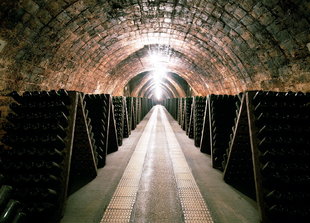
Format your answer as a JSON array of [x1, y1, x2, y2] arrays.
[[122, 98, 129, 139], [186, 99, 194, 139], [112, 97, 124, 146], [223, 94, 256, 200], [0, 91, 153, 222], [0, 174, 26, 223], [112, 97, 153, 147], [0, 90, 73, 222], [178, 98, 185, 126], [137, 98, 142, 124], [67, 93, 98, 195], [84, 94, 109, 168], [183, 97, 193, 133], [164, 91, 310, 223], [0, 96, 14, 144], [132, 98, 138, 127], [248, 91, 310, 223], [209, 95, 239, 171], [193, 97, 207, 147], [140, 98, 153, 120], [130, 97, 152, 129], [163, 98, 178, 120], [222, 94, 242, 170], [200, 97, 211, 154], [126, 97, 135, 131]]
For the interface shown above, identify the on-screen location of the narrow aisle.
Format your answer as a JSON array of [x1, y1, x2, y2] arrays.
[[61, 112, 151, 223], [101, 105, 214, 223], [62, 105, 258, 223], [131, 106, 183, 222], [101, 106, 158, 222]]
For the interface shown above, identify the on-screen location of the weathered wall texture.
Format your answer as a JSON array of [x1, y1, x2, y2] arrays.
[[0, 0, 309, 97]]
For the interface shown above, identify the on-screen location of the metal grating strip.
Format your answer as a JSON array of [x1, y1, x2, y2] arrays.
[[160, 108, 214, 223], [100, 109, 158, 223]]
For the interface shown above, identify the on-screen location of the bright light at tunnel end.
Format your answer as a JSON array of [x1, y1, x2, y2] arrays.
[[155, 86, 162, 100], [148, 52, 169, 101], [152, 67, 167, 83]]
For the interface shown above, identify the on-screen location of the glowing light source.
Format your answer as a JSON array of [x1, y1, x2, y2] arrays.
[[152, 67, 167, 83], [155, 85, 162, 100], [148, 47, 171, 100]]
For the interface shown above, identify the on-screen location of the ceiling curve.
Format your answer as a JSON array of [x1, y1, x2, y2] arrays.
[[0, 0, 309, 96], [125, 70, 190, 99]]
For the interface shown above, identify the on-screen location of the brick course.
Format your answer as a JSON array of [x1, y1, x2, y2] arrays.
[[0, 0, 309, 97]]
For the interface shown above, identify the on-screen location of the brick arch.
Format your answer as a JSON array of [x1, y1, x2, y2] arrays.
[[0, 0, 309, 95], [126, 71, 189, 98], [144, 83, 174, 100]]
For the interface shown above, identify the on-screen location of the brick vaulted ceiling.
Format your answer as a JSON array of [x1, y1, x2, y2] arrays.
[[0, 0, 309, 97]]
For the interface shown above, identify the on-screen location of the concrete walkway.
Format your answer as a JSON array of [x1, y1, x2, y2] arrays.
[[61, 105, 259, 223]]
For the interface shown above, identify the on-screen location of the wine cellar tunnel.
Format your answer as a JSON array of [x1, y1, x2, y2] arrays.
[[0, 0, 309, 223]]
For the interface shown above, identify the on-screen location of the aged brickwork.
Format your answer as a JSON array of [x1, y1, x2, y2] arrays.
[[0, 0, 309, 97]]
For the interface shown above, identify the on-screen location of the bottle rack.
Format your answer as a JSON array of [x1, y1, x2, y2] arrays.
[[163, 91, 310, 223], [222, 94, 242, 170], [0, 90, 78, 222], [130, 97, 152, 128], [200, 96, 210, 154], [163, 99, 169, 117], [147, 99, 153, 116], [140, 98, 149, 120], [175, 98, 179, 120], [127, 97, 136, 131], [247, 91, 310, 223], [187, 97, 194, 139], [112, 96, 124, 146], [0, 96, 14, 147], [193, 96, 207, 147], [107, 95, 118, 154], [84, 94, 110, 168], [136, 98, 142, 124], [0, 178, 26, 223], [0, 91, 153, 222], [132, 98, 137, 128], [164, 98, 178, 120], [209, 94, 238, 171], [223, 94, 256, 200], [173, 98, 179, 120], [122, 97, 130, 139], [178, 98, 185, 126], [183, 97, 193, 133], [67, 93, 97, 195]]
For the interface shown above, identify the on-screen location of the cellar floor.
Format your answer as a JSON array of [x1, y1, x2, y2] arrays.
[[61, 105, 259, 223]]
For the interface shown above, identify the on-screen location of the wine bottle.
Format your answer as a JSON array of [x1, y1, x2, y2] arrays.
[[40, 188, 58, 201], [6, 113, 20, 125], [0, 186, 12, 210], [44, 162, 62, 174], [11, 212, 26, 223], [9, 103, 22, 115], [44, 135, 66, 149], [0, 199, 20, 223], [57, 89, 70, 105], [7, 91, 22, 104], [54, 112, 69, 127], [46, 148, 64, 162]]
